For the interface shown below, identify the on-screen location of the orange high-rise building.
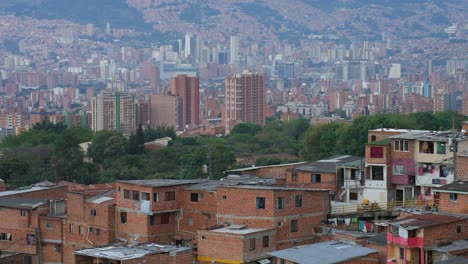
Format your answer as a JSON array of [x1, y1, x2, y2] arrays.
[[224, 71, 265, 134], [170, 75, 200, 128]]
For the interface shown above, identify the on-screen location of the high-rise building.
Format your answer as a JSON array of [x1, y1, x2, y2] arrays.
[[230, 36, 239, 64], [170, 75, 200, 127], [224, 71, 265, 134], [184, 33, 192, 58], [91, 92, 135, 135], [105, 22, 111, 35], [149, 94, 183, 130]]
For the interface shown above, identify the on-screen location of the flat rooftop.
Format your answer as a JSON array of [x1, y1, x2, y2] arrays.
[[74, 244, 191, 261], [118, 179, 202, 188], [208, 225, 272, 235], [292, 155, 362, 173]]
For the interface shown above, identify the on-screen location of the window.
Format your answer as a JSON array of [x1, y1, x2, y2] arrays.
[[141, 192, 150, 201], [280, 260, 285, 264], [457, 225, 462, 233], [400, 247, 404, 260], [132, 191, 140, 200], [123, 189, 131, 199], [291, 171, 298, 182], [191, 193, 203, 202], [450, 193, 458, 202], [120, 212, 127, 224], [370, 135, 377, 142], [277, 197, 285, 209], [69, 224, 74, 233], [160, 213, 170, 224], [393, 165, 406, 175], [394, 140, 409, 152], [90, 209, 97, 216], [0, 233, 12, 241], [26, 234, 36, 246], [291, 220, 298, 233], [419, 141, 434, 154], [249, 238, 256, 250], [370, 146, 384, 158], [20, 210, 27, 216], [371, 166, 384, 181], [46, 223, 53, 229], [311, 174, 321, 183], [96, 228, 101, 236], [153, 193, 159, 202], [437, 142, 446, 154], [222, 195, 227, 199], [79, 226, 83, 235], [201, 236, 206, 240], [164, 191, 176, 201], [54, 245, 61, 252], [262, 236, 269, 248], [350, 192, 358, 201], [149, 215, 155, 225], [89, 227, 94, 234], [188, 217, 193, 226], [256, 197, 266, 209], [295, 195, 303, 208]]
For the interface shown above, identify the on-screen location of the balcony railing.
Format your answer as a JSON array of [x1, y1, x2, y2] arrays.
[[331, 200, 434, 215]]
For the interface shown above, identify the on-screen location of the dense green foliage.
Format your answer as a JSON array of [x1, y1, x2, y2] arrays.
[[0, 111, 465, 187], [301, 111, 467, 160]]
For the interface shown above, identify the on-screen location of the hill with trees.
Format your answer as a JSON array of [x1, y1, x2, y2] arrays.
[[0, 111, 465, 188]]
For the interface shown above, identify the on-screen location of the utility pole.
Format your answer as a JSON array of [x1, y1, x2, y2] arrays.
[[451, 115, 458, 181]]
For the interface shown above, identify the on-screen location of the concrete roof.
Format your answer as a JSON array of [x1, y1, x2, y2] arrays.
[[293, 155, 362, 173], [434, 181, 468, 194], [209, 225, 272, 235], [389, 130, 431, 140], [268, 241, 377, 264], [118, 179, 202, 188], [218, 185, 330, 192], [74, 244, 191, 261], [86, 190, 116, 204], [184, 176, 277, 192], [0, 197, 48, 210], [226, 162, 307, 173]]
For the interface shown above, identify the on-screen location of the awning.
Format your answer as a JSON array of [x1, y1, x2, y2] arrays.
[[258, 259, 271, 264]]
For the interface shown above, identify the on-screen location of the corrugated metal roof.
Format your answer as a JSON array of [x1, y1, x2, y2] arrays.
[[268, 241, 377, 264], [434, 181, 468, 193], [0, 197, 48, 210], [294, 156, 362, 173], [74, 244, 191, 261]]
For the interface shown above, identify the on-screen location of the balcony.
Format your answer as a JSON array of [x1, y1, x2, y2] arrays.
[[387, 232, 424, 247]]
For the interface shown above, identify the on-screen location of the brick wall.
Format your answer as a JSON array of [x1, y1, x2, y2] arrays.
[[178, 189, 218, 238], [455, 156, 468, 181], [0, 206, 47, 256], [216, 187, 329, 247], [197, 229, 276, 263], [286, 171, 337, 192], [424, 220, 468, 246], [438, 192, 468, 215]]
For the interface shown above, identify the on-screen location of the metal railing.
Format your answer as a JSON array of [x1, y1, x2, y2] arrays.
[[331, 200, 435, 215]]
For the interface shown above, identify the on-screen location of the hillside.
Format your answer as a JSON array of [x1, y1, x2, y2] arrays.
[[0, 0, 466, 43]]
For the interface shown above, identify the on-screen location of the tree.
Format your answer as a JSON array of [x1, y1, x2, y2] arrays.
[[300, 122, 345, 161], [88, 130, 126, 164]]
